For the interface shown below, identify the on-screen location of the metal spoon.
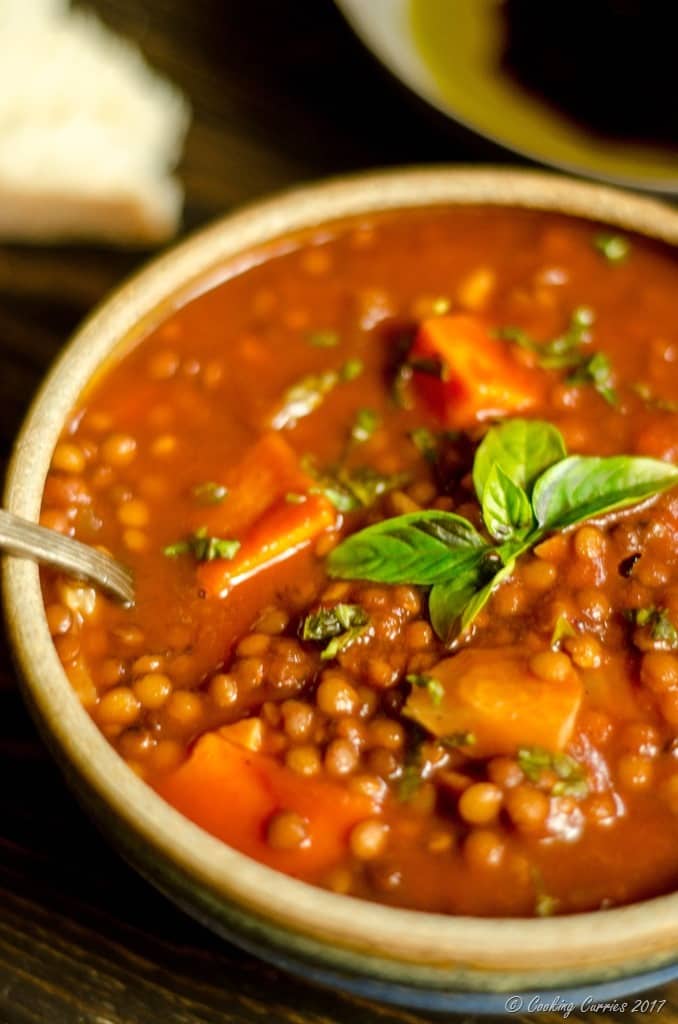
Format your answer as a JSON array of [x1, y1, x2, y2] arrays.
[[0, 508, 135, 605]]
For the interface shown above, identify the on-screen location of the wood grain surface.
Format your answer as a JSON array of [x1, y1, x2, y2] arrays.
[[0, 2, 674, 1022]]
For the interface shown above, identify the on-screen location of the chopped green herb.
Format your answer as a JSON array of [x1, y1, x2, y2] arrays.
[[535, 892, 559, 918], [498, 306, 597, 371], [440, 731, 476, 749], [272, 370, 339, 429], [307, 329, 340, 348], [518, 746, 589, 799], [392, 363, 414, 409], [517, 746, 553, 782], [633, 383, 678, 414], [398, 725, 428, 801], [191, 481, 228, 505], [398, 761, 423, 802], [272, 359, 363, 429], [406, 673, 444, 707], [301, 603, 369, 660], [594, 233, 630, 264], [496, 325, 533, 349], [304, 456, 409, 513], [285, 492, 307, 504], [550, 613, 576, 649], [321, 626, 368, 661], [351, 408, 380, 444], [630, 607, 678, 648], [341, 358, 364, 382], [567, 351, 617, 405], [409, 427, 438, 463], [163, 527, 240, 562]]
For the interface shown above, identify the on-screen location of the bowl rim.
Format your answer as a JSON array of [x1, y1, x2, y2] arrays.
[[333, 0, 678, 197], [5, 165, 678, 985]]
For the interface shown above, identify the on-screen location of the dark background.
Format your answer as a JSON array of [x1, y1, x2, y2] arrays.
[[0, 3, 668, 1023]]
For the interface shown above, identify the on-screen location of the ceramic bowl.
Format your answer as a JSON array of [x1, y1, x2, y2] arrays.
[[334, 0, 678, 196], [4, 167, 678, 1014]]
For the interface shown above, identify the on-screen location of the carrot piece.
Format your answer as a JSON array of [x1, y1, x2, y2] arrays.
[[193, 432, 337, 597], [218, 717, 264, 751], [411, 314, 547, 427], [193, 432, 316, 536], [154, 731, 378, 877], [404, 647, 582, 758], [198, 493, 336, 597]]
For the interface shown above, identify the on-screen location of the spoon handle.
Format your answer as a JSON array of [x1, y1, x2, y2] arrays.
[[0, 508, 135, 605]]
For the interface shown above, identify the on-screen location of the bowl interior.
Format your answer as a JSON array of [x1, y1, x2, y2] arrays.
[[5, 167, 678, 994]]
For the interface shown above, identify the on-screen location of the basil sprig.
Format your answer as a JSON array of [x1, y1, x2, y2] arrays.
[[328, 419, 678, 642]]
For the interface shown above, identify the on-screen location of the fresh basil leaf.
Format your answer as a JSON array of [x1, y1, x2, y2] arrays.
[[533, 455, 678, 532], [429, 575, 483, 644], [458, 559, 516, 635], [429, 549, 505, 641], [481, 463, 533, 542], [327, 510, 488, 586], [473, 419, 567, 501]]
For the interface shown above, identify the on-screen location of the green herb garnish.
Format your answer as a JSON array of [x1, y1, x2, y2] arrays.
[[498, 307, 594, 371], [272, 370, 340, 429], [328, 418, 678, 642], [191, 481, 228, 505], [409, 427, 438, 463], [341, 358, 364, 382], [518, 746, 589, 799], [398, 761, 423, 802], [285, 492, 307, 504], [550, 614, 576, 649], [500, 307, 618, 403], [308, 329, 340, 348], [406, 673, 444, 707], [630, 607, 678, 648], [272, 359, 364, 429], [440, 731, 476, 749], [594, 233, 630, 264], [633, 383, 678, 414], [163, 527, 240, 562], [304, 457, 409, 513], [567, 351, 617, 405], [301, 603, 369, 660], [351, 408, 380, 444], [535, 892, 559, 918]]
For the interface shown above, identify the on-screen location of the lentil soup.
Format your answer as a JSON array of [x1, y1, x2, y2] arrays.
[[41, 206, 678, 918]]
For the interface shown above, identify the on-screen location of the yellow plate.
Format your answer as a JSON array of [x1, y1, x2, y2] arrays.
[[336, 0, 678, 195]]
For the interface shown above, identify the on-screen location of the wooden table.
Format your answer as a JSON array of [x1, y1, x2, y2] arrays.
[[0, 2, 674, 1021]]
